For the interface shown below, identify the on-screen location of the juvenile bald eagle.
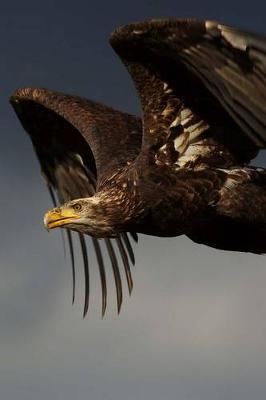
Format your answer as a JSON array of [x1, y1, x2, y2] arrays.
[[10, 19, 266, 316]]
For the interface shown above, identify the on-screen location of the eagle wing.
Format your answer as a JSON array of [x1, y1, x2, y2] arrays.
[[10, 88, 142, 316], [110, 19, 266, 168]]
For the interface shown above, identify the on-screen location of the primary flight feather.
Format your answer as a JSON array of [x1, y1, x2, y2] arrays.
[[10, 18, 266, 315]]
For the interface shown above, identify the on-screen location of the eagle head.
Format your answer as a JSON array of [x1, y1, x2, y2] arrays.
[[43, 197, 117, 237]]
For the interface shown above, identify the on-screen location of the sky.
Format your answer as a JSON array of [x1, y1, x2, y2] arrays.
[[1, 0, 266, 399]]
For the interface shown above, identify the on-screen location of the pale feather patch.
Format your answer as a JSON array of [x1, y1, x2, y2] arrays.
[[218, 168, 251, 192], [133, 30, 144, 35], [155, 102, 209, 168], [174, 131, 189, 153], [170, 115, 181, 128], [162, 104, 176, 118], [172, 106, 209, 164], [205, 21, 248, 51], [180, 108, 193, 127], [74, 153, 85, 166], [176, 141, 216, 169]]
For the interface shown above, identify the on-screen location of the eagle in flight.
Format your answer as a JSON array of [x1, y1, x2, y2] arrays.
[[10, 19, 266, 316]]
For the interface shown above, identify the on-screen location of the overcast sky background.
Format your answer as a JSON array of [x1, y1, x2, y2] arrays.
[[1, 1, 266, 399]]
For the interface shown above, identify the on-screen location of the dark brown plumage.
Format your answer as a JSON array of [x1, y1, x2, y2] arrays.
[[10, 18, 266, 315]]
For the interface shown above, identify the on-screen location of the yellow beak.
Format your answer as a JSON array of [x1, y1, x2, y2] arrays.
[[44, 208, 80, 230]]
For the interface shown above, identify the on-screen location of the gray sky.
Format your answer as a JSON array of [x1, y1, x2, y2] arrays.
[[1, 1, 266, 399]]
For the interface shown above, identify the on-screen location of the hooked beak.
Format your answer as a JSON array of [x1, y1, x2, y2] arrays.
[[44, 207, 80, 230]]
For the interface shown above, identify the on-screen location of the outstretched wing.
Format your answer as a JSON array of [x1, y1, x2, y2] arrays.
[[10, 88, 142, 316], [110, 19, 266, 168]]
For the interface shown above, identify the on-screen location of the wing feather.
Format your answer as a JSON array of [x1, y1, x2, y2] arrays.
[[78, 233, 90, 318], [10, 88, 142, 182], [105, 238, 123, 314], [110, 18, 266, 166], [66, 230, 76, 305], [92, 238, 107, 317], [48, 185, 76, 303], [121, 233, 135, 265], [10, 91, 141, 315], [116, 237, 133, 294]]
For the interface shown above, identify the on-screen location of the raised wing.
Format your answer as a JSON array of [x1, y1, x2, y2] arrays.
[[110, 19, 266, 168], [10, 88, 142, 316]]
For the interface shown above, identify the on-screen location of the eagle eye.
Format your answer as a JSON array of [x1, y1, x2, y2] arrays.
[[73, 203, 82, 212]]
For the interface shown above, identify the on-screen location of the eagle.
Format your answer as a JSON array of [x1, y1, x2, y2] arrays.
[[10, 18, 266, 316]]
